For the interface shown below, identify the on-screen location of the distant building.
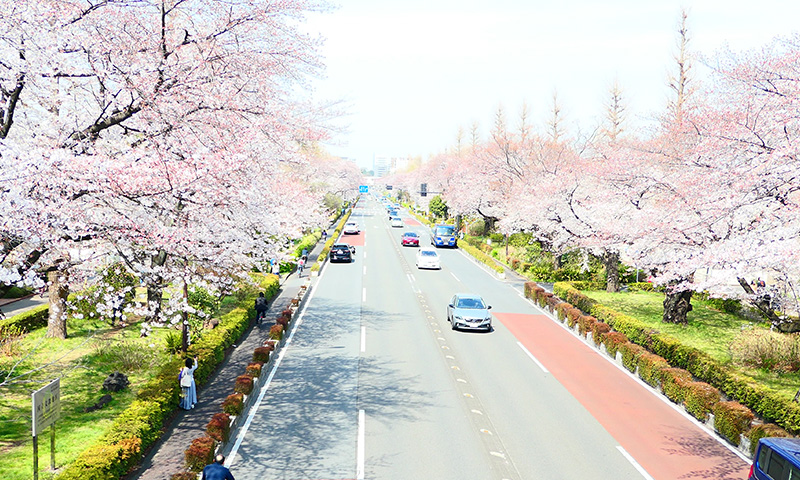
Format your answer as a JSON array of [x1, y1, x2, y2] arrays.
[[374, 156, 391, 177]]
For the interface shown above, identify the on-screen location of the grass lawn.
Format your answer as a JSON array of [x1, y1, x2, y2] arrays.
[[583, 289, 800, 402], [0, 316, 176, 480]]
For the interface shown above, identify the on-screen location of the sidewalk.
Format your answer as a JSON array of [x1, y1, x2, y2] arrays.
[[129, 239, 327, 480], [0, 294, 48, 318]]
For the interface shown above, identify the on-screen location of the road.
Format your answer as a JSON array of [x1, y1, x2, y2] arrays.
[[225, 196, 750, 480]]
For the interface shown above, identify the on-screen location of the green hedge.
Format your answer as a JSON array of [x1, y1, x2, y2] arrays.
[[714, 401, 754, 445], [459, 243, 504, 275], [553, 281, 800, 434], [0, 304, 48, 337], [56, 274, 279, 480]]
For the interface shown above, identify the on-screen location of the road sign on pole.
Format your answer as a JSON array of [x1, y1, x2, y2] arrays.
[[359, 185, 368, 193]]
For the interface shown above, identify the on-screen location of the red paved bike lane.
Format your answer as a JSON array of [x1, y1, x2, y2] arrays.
[[495, 312, 750, 480]]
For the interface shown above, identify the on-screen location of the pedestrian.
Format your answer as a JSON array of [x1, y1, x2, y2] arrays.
[[297, 256, 305, 277], [179, 356, 198, 410], [302, 247, 308, 257], [202, 454, 235, 480], [321, 229, 328, 242], [254, 292, 268, 325]]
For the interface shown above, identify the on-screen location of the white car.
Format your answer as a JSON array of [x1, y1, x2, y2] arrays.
[[343, 222, 360, 234], [390, 216, 404, 228], [415, 247, 441, 269]]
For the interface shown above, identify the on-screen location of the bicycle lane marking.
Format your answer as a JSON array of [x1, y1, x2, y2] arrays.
[[494, 312, 750, 480]]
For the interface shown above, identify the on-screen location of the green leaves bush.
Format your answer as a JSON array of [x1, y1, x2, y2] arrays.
[[185, 436, 216, 473], [222, 393, 244, 416], [713, 401, 754, 445], [0, 304, 48, 338], [460, 243, 505, 275], [684, 382, 720, 422]]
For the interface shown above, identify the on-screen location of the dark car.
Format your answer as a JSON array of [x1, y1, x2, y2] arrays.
[[329, 244, 353, 263], [401, 231, 420, 247]]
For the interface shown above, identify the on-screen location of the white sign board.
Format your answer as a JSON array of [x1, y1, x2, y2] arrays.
[[32, 378, 60, 436]]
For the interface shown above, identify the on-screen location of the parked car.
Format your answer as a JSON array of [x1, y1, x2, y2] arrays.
[[401, 231, 420, 247], [343, 222, 360, 234], [750, 437, 800, 479], [447, 293, 492, 331], [387, 209, 398, 218], [390, 216, 404, 228], [415, 247, 441, 269], [329, 244, 353, 263]]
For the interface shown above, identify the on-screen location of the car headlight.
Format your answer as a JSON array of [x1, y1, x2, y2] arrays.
[[454, 315, 462, 321]]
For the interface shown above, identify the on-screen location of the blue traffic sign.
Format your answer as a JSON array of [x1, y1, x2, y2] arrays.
[[359, 185, 368, 193]]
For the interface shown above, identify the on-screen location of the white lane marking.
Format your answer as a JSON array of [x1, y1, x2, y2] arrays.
[[357, 409, 366, 480], [451, 272, 460, 282], [517, 341, 549, 373], [616, 446, 655, 480], [363, 265, 367, 275], [361, 326, 366, 353], [227, 273, 319, 466], [362, 287, 366, 302], [363, 250, 367, 259], [406, 273, 415, 284]]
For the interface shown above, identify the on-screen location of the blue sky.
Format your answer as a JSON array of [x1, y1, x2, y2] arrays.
[[306, 0, 800, 169]]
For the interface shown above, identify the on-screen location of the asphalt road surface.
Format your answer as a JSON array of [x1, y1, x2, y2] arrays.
[[225, 196, 750, 480]]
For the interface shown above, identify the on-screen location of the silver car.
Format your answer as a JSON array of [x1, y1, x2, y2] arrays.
[[447, 293, 492, 331]]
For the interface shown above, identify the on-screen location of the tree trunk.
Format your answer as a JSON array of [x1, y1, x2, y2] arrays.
[[145, 250, 168, 322], [736, 277, 789, 330], [46, 270, 69, 339], [553, 253, 563, 270], [603, 250, 621, 293], [663, 287, 693, 324]]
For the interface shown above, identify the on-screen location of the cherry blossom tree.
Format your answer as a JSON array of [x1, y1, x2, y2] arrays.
[[0, 0, 333, 336]]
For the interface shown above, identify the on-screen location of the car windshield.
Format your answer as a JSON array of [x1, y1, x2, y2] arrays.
[[457, 297, 485, 309], [421, 250, 437, 257], [404, 232, 418, 237], [333, 244, 348, 250], [435, 226, 455, 236]]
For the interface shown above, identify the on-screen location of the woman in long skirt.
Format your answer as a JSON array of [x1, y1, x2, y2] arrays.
[[179, 357, 198, 410]]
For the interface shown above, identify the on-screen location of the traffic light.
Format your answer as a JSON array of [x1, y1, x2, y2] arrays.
[[420, 183, 427, 197]]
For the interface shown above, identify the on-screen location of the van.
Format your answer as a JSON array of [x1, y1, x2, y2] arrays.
[[431, 224, 457, 248], [749, 437, 800, 479]]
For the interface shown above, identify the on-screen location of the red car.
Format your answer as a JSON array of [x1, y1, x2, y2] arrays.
[[401, 231, 420, 247]]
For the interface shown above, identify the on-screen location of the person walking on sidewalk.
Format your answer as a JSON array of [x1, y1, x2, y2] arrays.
[[179, 356, 198, 410], [202, 454, 235, 480], [254, 292, 268, 325]]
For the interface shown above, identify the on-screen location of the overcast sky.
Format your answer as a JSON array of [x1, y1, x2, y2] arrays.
[[305, 0, 800, 170]]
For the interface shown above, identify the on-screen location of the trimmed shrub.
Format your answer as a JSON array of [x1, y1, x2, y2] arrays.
[[637, 353, 670, 388], [660, 368, 693, 404], [184, 436, 216, 473], [565, 307, 582, 328], [206, 412, 232, 443], [713, 401, 754, 446], [603, 332, 628, 357], [577, 315, 597, 337], [0, 304, 48, 337], [619, 342, 647, 373], [460, 243, 505, 275], [245, 362, 263, 378], [234, 375, 254, 395], [591, 322, 612, 346], [56, 437, 142, 480], [221, 393, 244, 416], [748, 423, 791, 456], [269, 324, 284, 341], [684, 382, 720, 422], [555, 302, 574, 323], [253, 346, 271, 363], [627, 282, 656, 292], [544, 294, 559, 312]]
